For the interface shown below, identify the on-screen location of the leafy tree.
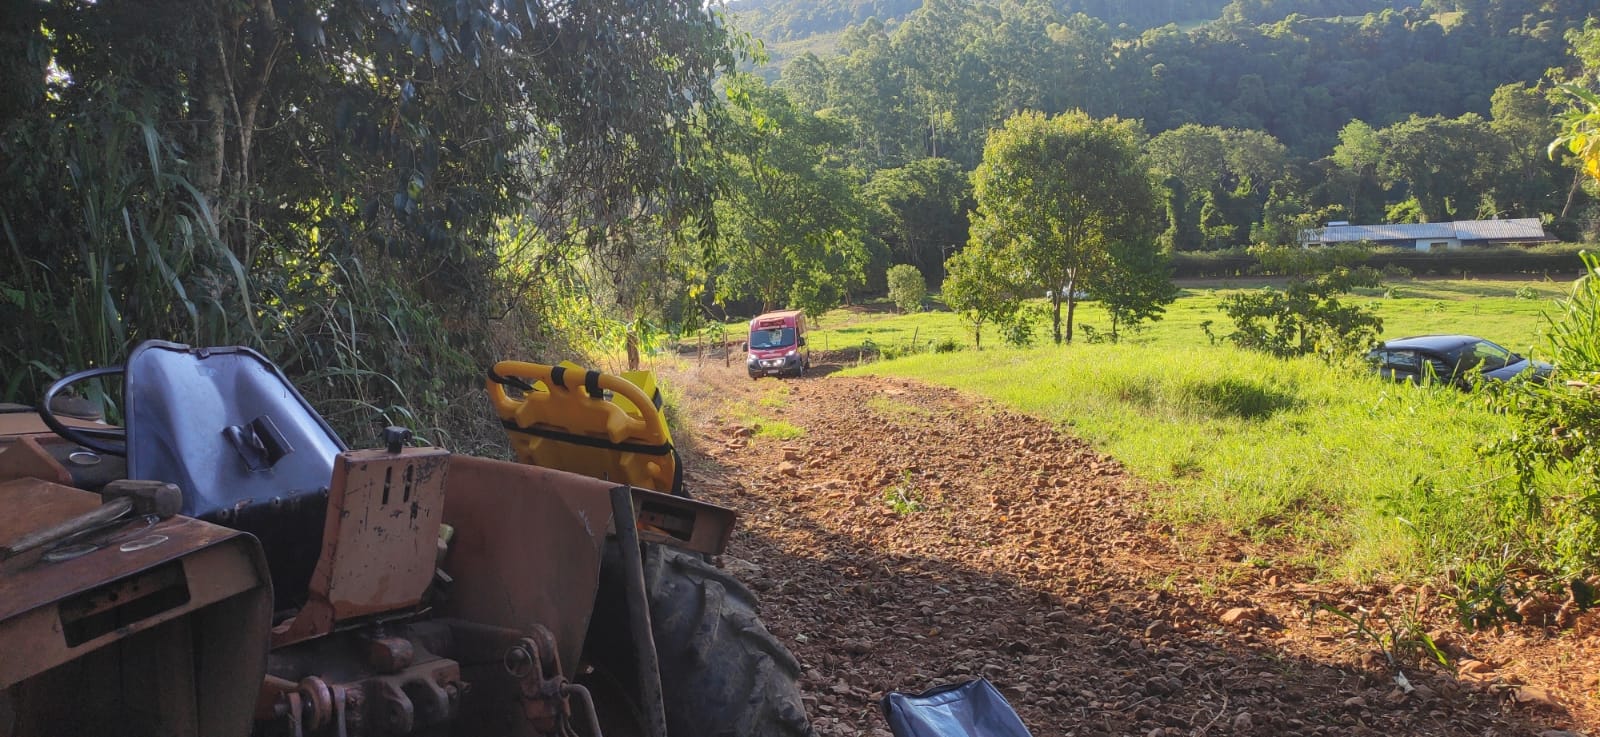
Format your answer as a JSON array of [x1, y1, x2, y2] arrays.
[[1085, 238, 1179, 342], [1219, 247, 1383, 359], [864, 158, 972, 283], [1374, 114, 1506, 221], [0, 0, 734, 442], [1147, 124, 1288, 249], [709, 74, 874, 315], [940, 241, 1022, 350], [1322, 120, 1389, 225], [886, 264, 928, 313], [969, 110, 1158, 344], [1490, 82, 1564, 216]]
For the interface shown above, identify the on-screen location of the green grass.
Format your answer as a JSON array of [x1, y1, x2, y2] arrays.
[[769, 277, 1570, 359], [730, 382, 806, 440], [807, 302, 976, 356], [847, 344, 1511, 579], [751, 418, 805, 440], [757, 381, 792, 409], [819, 277, 1580, 581], [866, 395, 934, 423]]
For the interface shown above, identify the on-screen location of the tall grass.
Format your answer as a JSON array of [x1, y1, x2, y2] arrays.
[[0, 92, 504, 453], [1, 89, 252, 414], [847, 344, 1521, 580]]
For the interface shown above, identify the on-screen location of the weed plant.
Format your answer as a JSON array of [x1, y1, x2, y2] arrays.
[[883, 470, 924, 515]]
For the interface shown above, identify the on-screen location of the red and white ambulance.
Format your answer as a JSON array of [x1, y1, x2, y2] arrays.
[[744, 309, 810, 379]]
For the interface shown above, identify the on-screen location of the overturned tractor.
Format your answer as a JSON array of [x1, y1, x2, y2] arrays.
[[0, 341, 811, 737]]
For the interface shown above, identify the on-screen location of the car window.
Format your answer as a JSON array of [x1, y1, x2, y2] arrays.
[[749, 327, 796, 350], [1378, 350, 1420, 371], [1467, 340, 1514, 371], [1443, 340, 1513, 373]]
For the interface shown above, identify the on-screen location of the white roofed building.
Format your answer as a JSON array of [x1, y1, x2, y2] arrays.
[[1298, 218, 1550, 251]]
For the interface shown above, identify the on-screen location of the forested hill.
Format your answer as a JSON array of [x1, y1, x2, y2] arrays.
[[730, 0, 1418, 45], [732, 0, 1598, 160]]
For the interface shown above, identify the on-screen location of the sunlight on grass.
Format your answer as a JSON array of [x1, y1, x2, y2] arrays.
[[846, 343, 1517, 581], [751, 418, 805, 440], [686, 277, 1577, 580], [866, 395, 933, 423], [695, 277, 1571, 360], [757, 381, 792, 409]]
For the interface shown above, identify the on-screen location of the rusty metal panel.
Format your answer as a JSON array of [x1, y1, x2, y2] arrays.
[[631, 486, 737, 556], [0, 412, 102, 439], [0, 436, 73, 487], [276, 447, 450, 646], [0, 517, 268, 688], [0, 478, 101, 554], [440, 455, 614, 672]]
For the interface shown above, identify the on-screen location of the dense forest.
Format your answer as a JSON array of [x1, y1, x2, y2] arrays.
[[742, 0, 1595, 159], [732, 0, 1428, 41], [731, 0, 1600, 281], [0, 0, 739, 449]]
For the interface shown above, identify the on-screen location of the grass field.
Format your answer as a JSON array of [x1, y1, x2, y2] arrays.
[[813, 276, 1581, 581], [798, 277, 1570, 361]]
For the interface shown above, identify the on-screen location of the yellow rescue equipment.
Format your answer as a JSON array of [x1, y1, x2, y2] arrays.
[[486, 360, 683, 495]]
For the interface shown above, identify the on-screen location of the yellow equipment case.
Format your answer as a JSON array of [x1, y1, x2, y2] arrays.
[[486, 361, 683, 495]]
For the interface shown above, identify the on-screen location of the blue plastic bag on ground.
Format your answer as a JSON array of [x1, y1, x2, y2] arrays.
[[880, 678, 1034, 737]]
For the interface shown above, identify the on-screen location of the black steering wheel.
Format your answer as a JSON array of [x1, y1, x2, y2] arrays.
[[39, 365, 128, 456]]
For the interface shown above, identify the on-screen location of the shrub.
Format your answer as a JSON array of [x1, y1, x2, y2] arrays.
[[1219, 266, 1383, 360], [999, 305, 1041, 347], [1488, 251, 1600, 573], [1215, 248, 1382, 356], [886, 264, 928, 313], [1171, 243, 1591, 279]]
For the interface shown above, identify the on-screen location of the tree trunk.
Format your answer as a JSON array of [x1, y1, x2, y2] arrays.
[[193, 36, 229, 210], [1064, 273, 1077, 344], [626, 329, 641, 371], [231, 0, 281, 264], [1051, 291, 1062, 345], [1065, 295, 1077, 344], [1561, 167, 1585, 220]]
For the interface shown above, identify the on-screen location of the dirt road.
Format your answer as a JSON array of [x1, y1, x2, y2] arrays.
[[659, 353, 1596, 737]]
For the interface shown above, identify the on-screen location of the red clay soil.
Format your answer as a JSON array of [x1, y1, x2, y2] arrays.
[[658, 352, 1600, 737]]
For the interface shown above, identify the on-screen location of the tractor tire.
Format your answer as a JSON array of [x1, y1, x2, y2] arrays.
[[644, 545, 813, 737], [584, 544, 813, 737]]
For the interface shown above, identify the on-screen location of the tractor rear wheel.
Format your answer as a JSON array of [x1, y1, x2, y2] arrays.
[[584, 544, 813, 737]]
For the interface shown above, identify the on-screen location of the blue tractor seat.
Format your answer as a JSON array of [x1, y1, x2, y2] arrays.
[[123, 341, 347, 613]]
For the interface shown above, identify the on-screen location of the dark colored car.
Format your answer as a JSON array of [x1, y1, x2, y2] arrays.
[[1366, 334, 1553, 386]]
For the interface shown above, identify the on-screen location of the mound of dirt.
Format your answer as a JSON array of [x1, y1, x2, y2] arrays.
[[659, 358, 1596, 737]]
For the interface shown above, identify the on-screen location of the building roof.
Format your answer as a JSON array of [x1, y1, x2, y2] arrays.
[[1451, 219, 1547, 241], [1301, 218, 1547, 244]]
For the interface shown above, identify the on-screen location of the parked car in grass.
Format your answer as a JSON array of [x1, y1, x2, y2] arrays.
[[1366, 334, 1553, 386]]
